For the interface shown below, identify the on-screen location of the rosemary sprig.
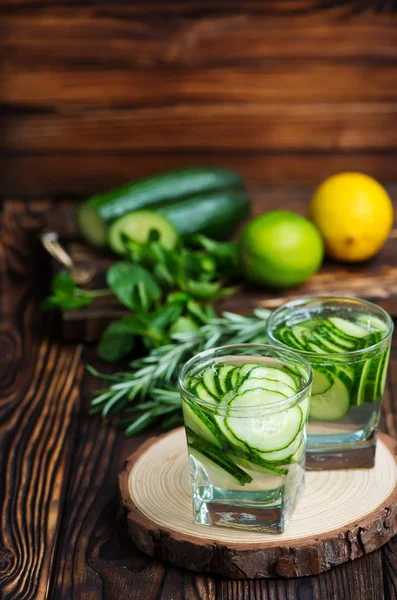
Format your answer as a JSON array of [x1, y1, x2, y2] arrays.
[[89, 308, 271, 436]]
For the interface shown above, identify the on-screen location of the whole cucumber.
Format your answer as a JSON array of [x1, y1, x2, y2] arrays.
[[77, 167, 244, 247], [157, 188, 249, 240]]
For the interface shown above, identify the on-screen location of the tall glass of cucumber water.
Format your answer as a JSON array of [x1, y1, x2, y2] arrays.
[[179, 344, 312, 533], [267, 297, 393, 469]]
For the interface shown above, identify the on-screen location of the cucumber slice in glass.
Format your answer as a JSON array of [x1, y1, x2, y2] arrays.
[[190, 444, 252, 486], [357, 314, 388, 334], [238, 363, 260, 383], [318, 325, 356, 350], [311, 331, 348, 353], [183, 401, 223, 447], [312, 368, 334, 395], [327, 317, 368, 339], [216, 364, 236, 394], [292, 324, 314, 347], [237, 377, 294, 398], [233, 453, 288, 476], [310, 375, 350, 421], [195, 382, 218, 405], [256, 429, 305, 463], [248, 366, 298, 391], [230, 367, 241, 390], [226, 389, 303, 452], [376, 347, 390, 399], [201, 369, 219, 400]]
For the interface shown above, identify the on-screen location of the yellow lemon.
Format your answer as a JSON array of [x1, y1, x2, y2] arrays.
[[309, 173, 393, 262]]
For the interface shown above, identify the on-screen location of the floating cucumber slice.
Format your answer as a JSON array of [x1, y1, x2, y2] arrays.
[[230, 367, 241, 390], [318, 325, 356, 349], [311, 331, 348, 353], [190, 443, 252, 486], [331, 363, 355, 387], [310, 375, 350, 421], [237, 377, 295, 398], [362, 356, 383, 404], [182, 400, 223, 447], [306, 341, 327, 354], [256, 429, 305, 463], [201, 369, 219, 400], [195, 382, 218, 405], [226, 389, 303, 452], [238, 363, 260, 382], [312, 368, 334, 395], [357, 314, 388, 334], [351, 332, 383, 405], [291, 324, 314, 347], [376, 347, 390, 399], [284, 330, 307, 351], [216, 364, 235, 394], [327, 317, 368, 339], [186, 376, 201, 391], [248, 366, 298, 391], [290, 435, 306, 464], [233, 453, 288, 476], [352, 360, 374, 406], [214, 397, 249, 451]]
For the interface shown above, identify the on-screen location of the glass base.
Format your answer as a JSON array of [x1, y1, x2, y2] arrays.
[[192, 473, 305, 533], [306, 430, 377, 470]]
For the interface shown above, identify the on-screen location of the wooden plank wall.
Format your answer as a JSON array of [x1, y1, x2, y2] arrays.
[[1, 0, 397, 198]]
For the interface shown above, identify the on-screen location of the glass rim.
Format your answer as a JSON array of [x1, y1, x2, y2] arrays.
[[178, 343, 313, 413], [266, 295, 394, 359]]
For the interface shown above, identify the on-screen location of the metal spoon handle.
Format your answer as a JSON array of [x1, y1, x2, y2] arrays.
[[40, 231, 74, 270]]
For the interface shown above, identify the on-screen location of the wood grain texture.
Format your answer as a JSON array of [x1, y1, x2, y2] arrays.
[[120, 429, 397, 579], [2, 2, 397, 196], [3, 152, 397, 197], [0, 201, 83, 599], [0, 0, 396, 16], [5, 64, 397, 107], [0, 202, 394, 598], [3, 14, 397, 68], [4, 103, 397, 152]]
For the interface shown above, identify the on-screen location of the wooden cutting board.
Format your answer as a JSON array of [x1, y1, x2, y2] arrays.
[[119, 428, 397, 578], [41, 191, 397, 342]]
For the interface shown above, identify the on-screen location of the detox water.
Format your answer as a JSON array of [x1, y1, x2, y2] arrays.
[[179, 345, 312, 533], [267, 297, 393, 469]]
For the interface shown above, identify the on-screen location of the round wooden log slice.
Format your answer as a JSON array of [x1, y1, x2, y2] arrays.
[[119, 428, 397, 579]]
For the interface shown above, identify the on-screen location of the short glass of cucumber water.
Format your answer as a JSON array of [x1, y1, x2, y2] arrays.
[[267, 297, 393, 469], [179, 344, 313, 533]]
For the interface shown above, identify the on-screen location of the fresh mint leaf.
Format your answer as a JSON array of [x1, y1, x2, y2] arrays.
[[107, 262, 161, 310], [182, 280, 222, 300], [190, 235, 239, 275], [186, 299, 210, 324], [52, 271, 76, 295], [149, 302, 185, 331], [98, 318, 136, 362], [41, 271, 95, 311], [169, 316, 199, 335]]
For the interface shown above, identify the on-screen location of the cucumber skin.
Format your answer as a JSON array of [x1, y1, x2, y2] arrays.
[[157, 188, 249, 240], [77, 167, 248, 246]]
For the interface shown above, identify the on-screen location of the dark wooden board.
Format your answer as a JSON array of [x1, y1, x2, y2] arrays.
[[2, 3, 397, 198], [1, 197, 395, 599], [120, 429, 397, 579], [40, 190, 397, 342]]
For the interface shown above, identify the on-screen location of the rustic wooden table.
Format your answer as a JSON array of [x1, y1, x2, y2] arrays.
[[1, 199, 397, 600]]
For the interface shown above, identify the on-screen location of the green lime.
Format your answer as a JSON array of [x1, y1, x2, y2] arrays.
[[239, 210, 324, 288]]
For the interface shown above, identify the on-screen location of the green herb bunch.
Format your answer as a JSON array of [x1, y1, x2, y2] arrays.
[[89, 308, 271, 436], [43, 230, 271, 436], [44, 232, 239, 360]]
